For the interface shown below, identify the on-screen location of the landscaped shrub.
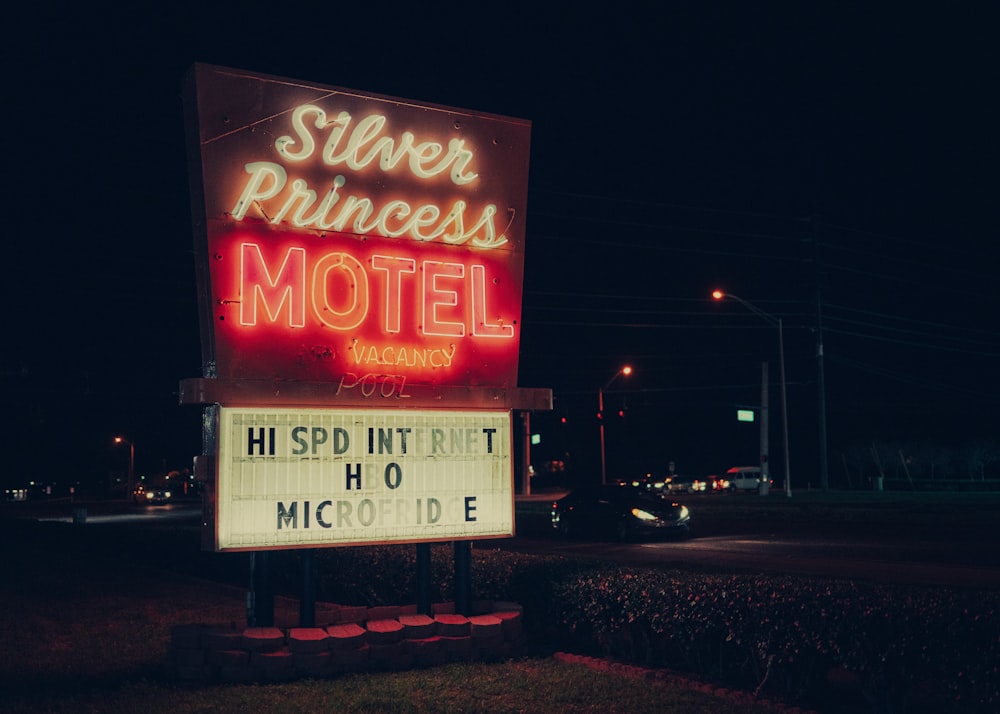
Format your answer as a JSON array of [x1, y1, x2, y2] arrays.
[[305, 545, 453, 605], [278, 545, 998, 712], [471, 547, 589, 640], [550, 566, 1000, 713]]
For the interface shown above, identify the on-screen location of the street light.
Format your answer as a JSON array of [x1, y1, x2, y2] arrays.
[[114, 436, 135, 502], [711, 290, 791, 497], [599, 365, 632, 485]]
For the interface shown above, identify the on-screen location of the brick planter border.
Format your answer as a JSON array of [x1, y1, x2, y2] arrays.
[[167, 601, 525, 683]]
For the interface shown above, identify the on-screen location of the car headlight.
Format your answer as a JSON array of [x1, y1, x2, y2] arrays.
[[164, 491, 171, 499], [630, 507, 657, 521], [145, 492, 154, 500], [679, 506, 689, 519]]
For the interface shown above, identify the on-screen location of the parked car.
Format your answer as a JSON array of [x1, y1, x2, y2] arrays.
[[550, 484, 691, 541], [706, 474, 731, 491], [133, 484, 172, 505], [615, 475, 667, 492], [664, 474, 707, 493], [724, 466, 773, 492]]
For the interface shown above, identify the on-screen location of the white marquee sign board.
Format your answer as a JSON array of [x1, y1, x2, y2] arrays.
[[216, 407, 513, 550]]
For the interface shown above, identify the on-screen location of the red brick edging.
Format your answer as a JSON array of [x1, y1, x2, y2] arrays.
[[168, 600, 525, 682]]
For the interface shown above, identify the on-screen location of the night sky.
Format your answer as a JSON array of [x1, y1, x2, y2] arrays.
[[7, 2, 998, 490]]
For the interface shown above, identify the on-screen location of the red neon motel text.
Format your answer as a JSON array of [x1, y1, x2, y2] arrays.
[[238, 242, 515, 339]]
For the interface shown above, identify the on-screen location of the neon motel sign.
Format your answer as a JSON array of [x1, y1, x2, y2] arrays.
[[184, 66, 543, 550], [185, 65, 530, 389]]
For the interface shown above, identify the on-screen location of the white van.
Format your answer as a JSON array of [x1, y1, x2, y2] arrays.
[[725, 466, 765, 491]]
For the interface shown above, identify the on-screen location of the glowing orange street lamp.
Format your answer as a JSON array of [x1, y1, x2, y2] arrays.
[[114, 436, 135, 502], [599, 365, 633, 484], [712, 290, 791, 497]]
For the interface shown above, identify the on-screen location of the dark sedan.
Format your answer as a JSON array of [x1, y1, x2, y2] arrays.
[[133, 485, 172, 505], [550, 484, 691, 541]]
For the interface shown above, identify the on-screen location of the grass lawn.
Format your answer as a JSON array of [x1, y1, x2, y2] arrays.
[[0, 515, 796, 714]]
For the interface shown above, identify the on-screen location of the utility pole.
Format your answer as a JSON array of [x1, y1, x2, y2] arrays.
[[522, 411, 531, 496], [599, 366, 632, 485], [760, 361, 770, 496], [813, 219, 829, 490], [712, 291, 790, 496]]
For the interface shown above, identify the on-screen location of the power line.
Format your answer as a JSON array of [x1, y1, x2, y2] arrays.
[[825, 303, 1000, 339], [829, 355, 996, 401], [823, 325, 1000, 356]]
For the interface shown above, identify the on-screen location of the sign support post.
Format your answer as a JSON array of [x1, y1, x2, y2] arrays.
[[454, 540, 472, 616], [416, 543, 432, 615], [300, 550, 316, 628]]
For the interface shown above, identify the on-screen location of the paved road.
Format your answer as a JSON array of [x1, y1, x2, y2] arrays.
[[37, 503, 200, 524], [13, 496, 1000, 589], [497, 529, 1000, 589], [505, 496, 1000, 589]]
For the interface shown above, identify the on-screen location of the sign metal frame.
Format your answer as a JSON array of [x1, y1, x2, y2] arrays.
[[182, 65, 550, 553]]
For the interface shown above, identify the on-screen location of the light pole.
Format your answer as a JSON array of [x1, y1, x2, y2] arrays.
[[114, 436, 135, 502], [599, 365, 632, 485], [712, 290, 791, 497]]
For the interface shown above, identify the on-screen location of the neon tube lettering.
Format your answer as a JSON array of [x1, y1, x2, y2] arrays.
[[236, 244, 514, 339], [275, 104, 478, 185], [349, 343, 456, 368], [240, 243, 306, 327], [311, 252, 369, 330], [232, 162, 286, 220], [423, 261, 465, 337], [274, 105, 331, 162], [370, 255, 416, 333], [232, 163, 507, 248], [471, 264, 514, 337]]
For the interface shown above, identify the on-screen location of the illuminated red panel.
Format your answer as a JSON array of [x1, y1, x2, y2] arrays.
[[207, 223, 522, 385]]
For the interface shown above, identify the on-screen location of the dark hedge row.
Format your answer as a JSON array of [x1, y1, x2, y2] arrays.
[[287, 545, 998, 713], [551, 567, 999, 712]]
